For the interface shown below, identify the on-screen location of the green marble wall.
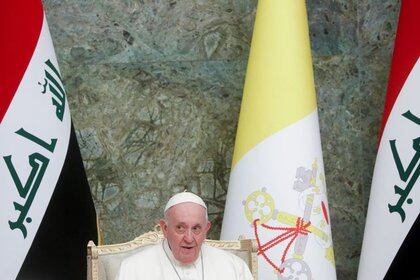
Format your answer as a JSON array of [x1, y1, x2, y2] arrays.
[[44, 0, 400, 279]]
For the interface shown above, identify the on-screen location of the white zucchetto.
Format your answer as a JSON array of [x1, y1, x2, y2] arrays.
[[164, 192, 207, 213]]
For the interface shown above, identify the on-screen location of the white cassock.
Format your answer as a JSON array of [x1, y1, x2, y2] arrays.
[[116, 239, 254, 280]]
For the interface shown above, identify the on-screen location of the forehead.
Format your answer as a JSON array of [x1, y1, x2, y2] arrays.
[[166, 202, 207, 224]]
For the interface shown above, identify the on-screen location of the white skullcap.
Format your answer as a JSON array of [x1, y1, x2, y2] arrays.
[[164, 192, 207, 213]]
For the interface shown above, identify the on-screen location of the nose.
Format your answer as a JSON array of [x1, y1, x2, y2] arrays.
[[183, 230, 194, 243]]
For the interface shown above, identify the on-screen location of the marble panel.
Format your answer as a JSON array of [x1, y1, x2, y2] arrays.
[[43, 0, 401, 278]]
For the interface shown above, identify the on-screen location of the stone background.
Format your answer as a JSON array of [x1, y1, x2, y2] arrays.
[[43, 0, 400, 279]]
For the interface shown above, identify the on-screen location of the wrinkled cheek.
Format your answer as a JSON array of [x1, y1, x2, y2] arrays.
[[196, 237, 206, 246]]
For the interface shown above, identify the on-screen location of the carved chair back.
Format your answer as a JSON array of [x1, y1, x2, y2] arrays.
[[87, 228, 258, 280]]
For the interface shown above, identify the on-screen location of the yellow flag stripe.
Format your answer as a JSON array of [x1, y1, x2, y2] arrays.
[[232, 0, 317, 167]]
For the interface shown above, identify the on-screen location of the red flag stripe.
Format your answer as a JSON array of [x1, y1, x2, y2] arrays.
[[380, 0, 420, 137], [0, 1, 44, 123]]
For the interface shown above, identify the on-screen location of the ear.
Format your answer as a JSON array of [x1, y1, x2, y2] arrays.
[[159, 219, 168, 238], [205, 220, 211, 234]]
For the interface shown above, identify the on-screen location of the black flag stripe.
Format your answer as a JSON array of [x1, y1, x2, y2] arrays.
[[385, 212, 420, 280]]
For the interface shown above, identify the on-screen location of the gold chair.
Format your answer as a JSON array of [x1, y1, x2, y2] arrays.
[[87, 227, 258, 280]]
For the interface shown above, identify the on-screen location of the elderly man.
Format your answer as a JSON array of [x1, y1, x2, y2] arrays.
[[116, 192, 253, 280]]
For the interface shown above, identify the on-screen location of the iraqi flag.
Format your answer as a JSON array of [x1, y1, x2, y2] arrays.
[[0, 1, 98, 279], [358, 1, 420, 279], [221, 1, 337, 279]]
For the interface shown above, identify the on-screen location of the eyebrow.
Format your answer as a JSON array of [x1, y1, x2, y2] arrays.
[[174, 223, 202, 227]]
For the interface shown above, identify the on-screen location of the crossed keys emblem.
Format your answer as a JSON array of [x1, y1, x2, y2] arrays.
[[244, 189, 331, 280], [243, 159, 334, 279]]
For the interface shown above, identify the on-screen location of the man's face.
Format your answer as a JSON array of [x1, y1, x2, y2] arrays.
[[160, 202, 211, 265]]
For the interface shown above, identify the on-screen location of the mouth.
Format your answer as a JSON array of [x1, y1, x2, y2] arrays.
[[180, 245, 195, 250]]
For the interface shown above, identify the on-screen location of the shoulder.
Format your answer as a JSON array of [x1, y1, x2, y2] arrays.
[[120, 242, 161, 268], [202, 244, 254, 279], [116, 243, 162, 279], [202, 244, 248, 265]]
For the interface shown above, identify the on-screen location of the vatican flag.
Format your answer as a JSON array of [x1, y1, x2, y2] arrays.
[[221, 1, 337, 279]]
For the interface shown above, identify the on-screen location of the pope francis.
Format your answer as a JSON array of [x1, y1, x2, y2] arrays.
[[116, 192, 254, 280]]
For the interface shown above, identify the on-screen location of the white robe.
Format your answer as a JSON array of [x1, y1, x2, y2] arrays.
[[116, 240, 254, 280]]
